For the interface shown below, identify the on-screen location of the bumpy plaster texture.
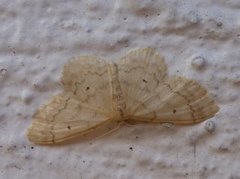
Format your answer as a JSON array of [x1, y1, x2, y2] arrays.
[[0, 0, 240, 178]]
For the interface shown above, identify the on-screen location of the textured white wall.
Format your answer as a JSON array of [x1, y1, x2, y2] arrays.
[[0, 0, 240, 178]]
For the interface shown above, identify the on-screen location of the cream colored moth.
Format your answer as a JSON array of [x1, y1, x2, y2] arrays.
[[27, 48, 219, 144]]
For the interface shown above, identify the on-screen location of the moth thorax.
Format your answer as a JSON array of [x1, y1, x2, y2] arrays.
[[109, 63, 126, 118]]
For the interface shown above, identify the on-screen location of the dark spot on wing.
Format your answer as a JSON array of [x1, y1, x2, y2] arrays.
[[173, 109, 177, 114]]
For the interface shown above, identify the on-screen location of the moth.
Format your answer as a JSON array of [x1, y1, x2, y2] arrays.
[[27, 48, 219, 144]]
